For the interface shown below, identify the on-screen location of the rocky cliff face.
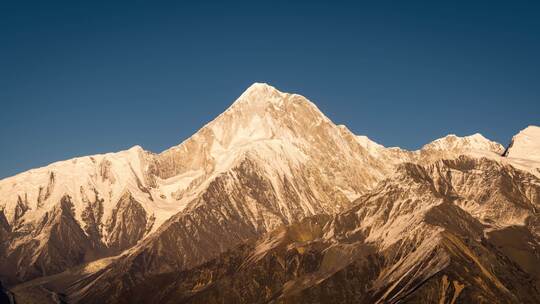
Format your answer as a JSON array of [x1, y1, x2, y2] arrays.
[[1, 83, 539, 303]]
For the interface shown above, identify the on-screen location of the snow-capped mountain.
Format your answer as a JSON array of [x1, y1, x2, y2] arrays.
[[505, 126, 540, 160], [1, 83, 539, 303], [0, 83, 389, 284]]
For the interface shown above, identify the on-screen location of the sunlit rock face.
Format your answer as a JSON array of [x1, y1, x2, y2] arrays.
[[1, 83, 539, 303]]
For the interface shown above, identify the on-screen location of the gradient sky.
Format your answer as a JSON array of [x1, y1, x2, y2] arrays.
[[1, 1, 539, 178]]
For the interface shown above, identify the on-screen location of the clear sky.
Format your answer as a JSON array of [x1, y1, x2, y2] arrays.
[[1, 0, 539, 178]]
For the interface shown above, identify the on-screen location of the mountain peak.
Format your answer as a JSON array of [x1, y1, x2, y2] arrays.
[[244, 82, 279, 93], [422, 133, 504, 154], [127, 145, 144, 153], [232, 82, 285, 109], [520, 125, 540, 135], [504, 125, 540, 161], [205, 83, 331, 149]]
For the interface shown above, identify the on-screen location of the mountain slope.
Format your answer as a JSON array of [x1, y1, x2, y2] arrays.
[[0, 146, 158, 283], [95, 156, 540, 304]]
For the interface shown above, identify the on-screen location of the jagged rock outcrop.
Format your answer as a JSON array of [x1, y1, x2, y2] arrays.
[[80, 187, 104, 249], [0, 195, 94, 283], [36, 172, 55, 209], [105, 191, 147, 252]]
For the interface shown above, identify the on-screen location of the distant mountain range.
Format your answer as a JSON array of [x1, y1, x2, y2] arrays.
[[1, 83, 539, 303]]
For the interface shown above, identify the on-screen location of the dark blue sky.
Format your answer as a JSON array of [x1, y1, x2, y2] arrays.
[[1, 1, 539, 178]]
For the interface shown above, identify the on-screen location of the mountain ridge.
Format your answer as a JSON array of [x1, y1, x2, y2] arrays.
[[2, 83, 525, 236], [1, 83, 539, 303]]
